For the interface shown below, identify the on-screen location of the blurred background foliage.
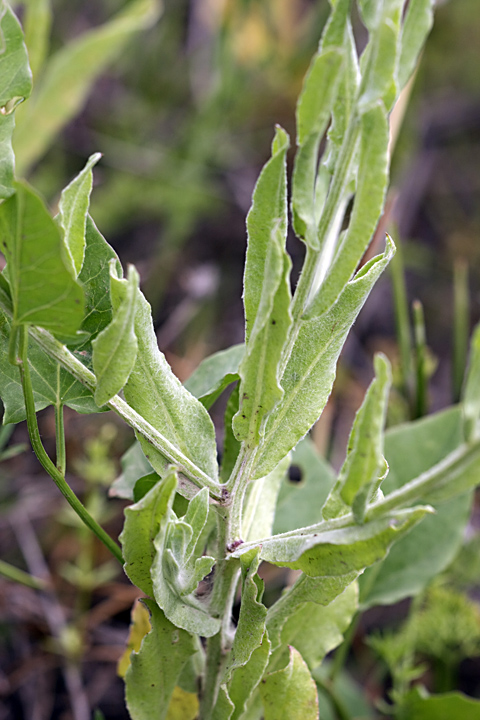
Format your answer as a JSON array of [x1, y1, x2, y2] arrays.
[[2, 0, 480, 717]]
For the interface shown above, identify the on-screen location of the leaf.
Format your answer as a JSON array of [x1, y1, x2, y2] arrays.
[[58, 153, 102, 277], [152, 486, 220, 637], [234, 128, 292, 446], [110, 440, 153, 499], [401, 687, 480, 720], [322, 354, 391, 523], [309, 104, 390, 318], [280, 581, 358, 669], [13, 0, 161, 175], [359, 406, 473, 609], [92, 263, 139, 406], [0, 2, 32, 110], [231, 506, 431, 578], [220, 382, 241, 482], [227, 637, 271, 720], [183, 343, 244, 408], [462, 324, 480, 441], [125, 599, 197, 720], [118, 598, 152, 678], [120, 469, 177, 598], [259, 647, 318, 720], [0, 113, 15, 200], [243, 456, 289, 543], [273, 437, 335, 534], [266, 571, 359, 653], [123, 289, 219, 483], [22, 0, 52, 80], [166, 686, 199, 720], [0, 181, 85, 335], [212, 687, 235, 720], [397, 0, 435, 91], [0, 314, 100, 423], [254, 238, 394, 479]]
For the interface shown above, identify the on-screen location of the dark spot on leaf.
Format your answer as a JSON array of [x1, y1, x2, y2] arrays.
[[271, 319, 276, 325], [288, 464, 303, 484], [243, 393, 249, 400], [242, 414, 246, 419]]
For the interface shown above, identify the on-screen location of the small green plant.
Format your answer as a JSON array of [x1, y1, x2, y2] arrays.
[[2, 1, 480, 718]]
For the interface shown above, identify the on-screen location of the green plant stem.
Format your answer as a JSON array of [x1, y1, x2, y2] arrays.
[[55, 368, 66, 474], [225, 443, 258, 545], [390, 232, 412, 403], [330, 612, 360, 682], [453, 259, 469, 403], [17, 325, 123, 565], [0, 558, 47, 590], [413, 300, 428, 418]]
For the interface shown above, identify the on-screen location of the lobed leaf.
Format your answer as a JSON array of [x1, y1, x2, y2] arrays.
[[0, 181, 85, 335], [259, 647, 318, 720], [254, 238, 394, 479], [125, 599, 197, 720], [92, 263, 139, 406], [13, 0, 161, 175], [58, 153, 101, 277], [183, 343, 244, 409]]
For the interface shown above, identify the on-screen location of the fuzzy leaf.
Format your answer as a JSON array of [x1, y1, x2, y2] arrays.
[[398, 0, 435, 91], [231, 506, 431, 577], [111, 440, 154, 500], [14, 0, 161, 175], [58, 153, 101, 277], [151, 486, 220, 637], [254, 239, 394, 479], [118, 598, 151, 678], [227, 637, 271, 720], [0, 182, 84, 335], [0, 2, 32, 110], [221, 382, 241, 482], [92, 263, 139, 406], [183, 343, 244, 409], [243, 456, 289, 543], [120, 469, 177, 598], [234, 128, 292, 446], [259, 647, 318, 720], [125, 599, 197, 720], [123, 289, 219, 482], [0, 113, 16, 200], [323, 354, 391, 522], [166, 686, 199, 720]]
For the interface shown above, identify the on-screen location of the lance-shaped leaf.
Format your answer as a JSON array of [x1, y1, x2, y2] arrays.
[[183, 343, 244, 409], [165, 687, 199, 720], [92, 263, 139, 406], [242, 456, 289, 543], [398, 0, 435, 91], [279, 581, 358, 670], [358, 0, 404, 113], [22, 0, 52, 80], [118, 598, 152, 678], [152, 486, 220, 637], [13, 0, 161, 175], [323, 354, 391, 523], [462, 324, 480, 442], [309, 103, 390, 319], [123, 289, 219, 482], [120, 469, 177, 598], [125, 599, 197, 720], [0, 182, 84, 335], [212, 688, 235, 720], [0, 114, 15, 200], [259, 647, 318, 720], [266, 570, 359, 652], [234, 128, 292, 446], [221, 382, 241, 482], [58, 153, 101, 277], [254, 238, 394, 479], [231, 506, 431, 577], [227, 637, 271, 720]]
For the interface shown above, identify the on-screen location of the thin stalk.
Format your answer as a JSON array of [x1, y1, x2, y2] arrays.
[[225, 443, 258, 546], [330, 612, 360, 682], [55, 366, 66, 475], [0, 558, 47, 590], [453, 259, 469, 403], [17, 326, 123, 565], [390, 232, 412, 403], [412, 300, 428, 418]]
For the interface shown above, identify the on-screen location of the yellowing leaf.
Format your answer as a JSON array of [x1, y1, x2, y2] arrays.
[[117, 599, 151, 678], [166, 686, 199, 720]]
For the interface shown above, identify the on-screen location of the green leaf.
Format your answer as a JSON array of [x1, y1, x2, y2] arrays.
[[309, 104, 390, 318], [227, 637, 271, 720], [92, 263, 139, 406], [123, 289, 219, 482], [279, 581, 358, 669], [220, 382, 241, 482], [234, 127, 292, 446], [111, 440, 154, 500], [259, 647, 318, 720], [0, 113, 15, 200], [23, 0, 52, 80], [254, 238, 394, 479], [266, 571, 359, 652], [359, 406, 473, 609], [13, 0, 161, 175], [165, 686, 199, 720], [0, 314, 100, 423], [232, 506, 430, 577], [0, 2, 32, 110], [151, 486, 220, 637], [398, 0, 435, 91], [401, 688, 480, 720], [120, 469, 177, 598], [273, 437, 335, 534], [462, 324, 480, 441], [125, 599, 197, 720], [212, 687, 235, 720], [58, 153, 102, 277], [242, 456, 289, 543], [0, 181, 84, 335], [323, 354, 391, 523], [183, 343, 244, 409]]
